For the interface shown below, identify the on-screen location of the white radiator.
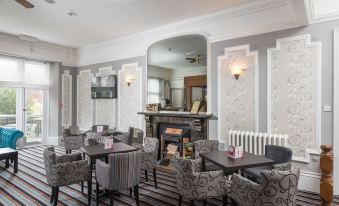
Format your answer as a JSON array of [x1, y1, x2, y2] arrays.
[[228, 130, 289, 155]]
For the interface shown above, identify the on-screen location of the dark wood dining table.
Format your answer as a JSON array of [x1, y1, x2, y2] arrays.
[[199, 151, 275, 174], [81, 142, 138, 169]]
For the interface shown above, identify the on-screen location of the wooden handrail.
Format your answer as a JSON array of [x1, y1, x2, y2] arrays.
[[320, 145, 333, 206]]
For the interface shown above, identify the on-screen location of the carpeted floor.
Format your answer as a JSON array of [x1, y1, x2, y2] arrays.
[[0, 145, 337, 206]]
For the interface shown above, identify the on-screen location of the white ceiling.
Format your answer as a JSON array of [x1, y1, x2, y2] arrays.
[[148, 35, 207, 70], [0, 0, 253, 48]]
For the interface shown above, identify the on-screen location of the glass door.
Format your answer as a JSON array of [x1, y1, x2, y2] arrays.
[[0, 87, 17, 129], [24, 89, 45, 145]]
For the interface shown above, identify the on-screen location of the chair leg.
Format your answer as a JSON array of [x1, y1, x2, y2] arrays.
[[66, 150, 68, 154], [145, 170, 148, 182], [96, 181, 99, 206], [53, 187, 59, 206], [81, 182, 84, 194], [203, 199, 207, 206], [223, 195, 228, 206], [50, 187, 55, 203], [109, 196, 114, 206], [69, 150, 72, 154], [153, 168, 158, 188], [190, 200, 194, 206], [231, 199, 237, 206], [130, 188, 133, 197], [88, 180, 92, 206], [178, 194, 182, 206], [134, 185, 140, 206]]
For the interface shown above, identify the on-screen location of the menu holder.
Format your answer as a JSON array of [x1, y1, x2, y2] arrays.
[[227, 145, 244, 159], [104, 139, 114, 149], [97, 125, 104, 133]]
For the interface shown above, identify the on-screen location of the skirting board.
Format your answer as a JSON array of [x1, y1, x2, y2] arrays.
[[298, 171, 320, 194]]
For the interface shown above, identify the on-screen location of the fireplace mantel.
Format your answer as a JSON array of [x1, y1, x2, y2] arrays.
[[138, 111, 213, 119]]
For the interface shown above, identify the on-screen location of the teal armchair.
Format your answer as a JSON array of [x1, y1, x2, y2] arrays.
[[0, 128, 24, 149]]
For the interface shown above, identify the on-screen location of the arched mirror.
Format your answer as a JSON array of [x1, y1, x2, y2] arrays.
[[147, 35, 207, 112]]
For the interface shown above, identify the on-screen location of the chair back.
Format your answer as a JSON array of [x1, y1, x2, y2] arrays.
[[0, 127, 24, 149], [92, 125, 109, 132], [108, 150, 142, 191], [194, 140, 219, 159], [174, 155, 194, 193], [265, 145, 292, 164], [134, 128, 144, 144], [128, 126, 134, 145], [261, 169, 300, 205], [43, 147, 56, 185]]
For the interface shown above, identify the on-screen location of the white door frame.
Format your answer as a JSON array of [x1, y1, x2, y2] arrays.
[[333, 28, 339, 195], [0, 82, 48, 147]]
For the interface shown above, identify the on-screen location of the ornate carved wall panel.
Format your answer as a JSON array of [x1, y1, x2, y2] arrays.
[[218, 45, 258, 144], [95, 67, 116, 128], [267, 34, 321, 160], [61, 70, 72, 128], [77, 70, 93, 131], [118, 63, 142, 131]]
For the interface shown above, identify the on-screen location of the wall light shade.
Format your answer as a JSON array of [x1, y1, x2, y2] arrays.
[[126, 77, 134, 86], [230, 65, 246, 80]]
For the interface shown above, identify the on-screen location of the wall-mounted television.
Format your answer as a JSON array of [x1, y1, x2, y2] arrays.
[[91, 75, 117, 99]]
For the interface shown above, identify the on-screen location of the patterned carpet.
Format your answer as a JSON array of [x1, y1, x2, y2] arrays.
[[0, 145, 337, 206]]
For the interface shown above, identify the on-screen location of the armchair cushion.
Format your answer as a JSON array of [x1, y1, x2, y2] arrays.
[[0, 127, 24, 149]]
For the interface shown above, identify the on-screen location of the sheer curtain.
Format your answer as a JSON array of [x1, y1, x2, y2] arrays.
[[148, 78, 160, 104]]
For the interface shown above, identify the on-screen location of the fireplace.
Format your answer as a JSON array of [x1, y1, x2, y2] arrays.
[[158, 123, 191, 161], [138, 111, 213, 166]]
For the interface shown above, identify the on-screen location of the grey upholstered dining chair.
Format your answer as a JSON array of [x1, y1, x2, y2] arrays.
[[133, 128, 144, 145], [174, 154, 229, 206], [194, 139, 220, 171], [95, 150, 142, 206], [230, 169, 300, 206], [138, 137, 159, 188], [63, 128, 85, 154], [43, 147, 92, 206], [243, 145, 293, 183]]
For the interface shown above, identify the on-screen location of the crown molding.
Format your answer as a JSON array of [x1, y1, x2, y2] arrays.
[[305, 0, 339, 24]]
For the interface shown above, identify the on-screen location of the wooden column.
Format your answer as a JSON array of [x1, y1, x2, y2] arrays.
[[320, 145, 333, 206]]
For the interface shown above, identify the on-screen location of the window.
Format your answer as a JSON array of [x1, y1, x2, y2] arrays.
[[148, 78, 160, 104], [0, 56, 49, 85]]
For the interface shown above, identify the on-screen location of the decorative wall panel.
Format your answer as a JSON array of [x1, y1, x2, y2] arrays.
[[95, 67, 116, 128], [77, 70, 93, 131], [218, 45, 258, 144], [118, 63, 142, 131], [267, 34, 321, 160], [61, 70, 72, 128]]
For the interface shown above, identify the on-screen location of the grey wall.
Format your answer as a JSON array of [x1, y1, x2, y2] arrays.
[[74, 56, 146, 131], [49, 62, 61, 138], [211, 19, 339, 145]]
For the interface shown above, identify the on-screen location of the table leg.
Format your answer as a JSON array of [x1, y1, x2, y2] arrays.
[[14, 154, 18, 173], [5, 157, 9, 168]]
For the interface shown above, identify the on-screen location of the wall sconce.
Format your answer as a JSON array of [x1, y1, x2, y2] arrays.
[[230, 65, 246, 80], [126, 77, 135, 86]]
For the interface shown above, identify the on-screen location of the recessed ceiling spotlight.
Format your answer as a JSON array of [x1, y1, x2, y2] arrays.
[[44, 0, 55, 3], [66, 11, 77, 16]]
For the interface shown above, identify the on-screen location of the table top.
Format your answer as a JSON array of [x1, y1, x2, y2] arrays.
[[0, 147, 18, 155], [81, 142, 137, 158], [199, 151, 274, 172]]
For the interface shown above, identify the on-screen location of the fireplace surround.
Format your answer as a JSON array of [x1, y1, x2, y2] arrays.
[[138, 111, 213, 160]]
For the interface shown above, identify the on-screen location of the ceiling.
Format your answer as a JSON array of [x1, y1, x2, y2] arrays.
[[0, 0, 253, 48], [148, 35, 207, 70]]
